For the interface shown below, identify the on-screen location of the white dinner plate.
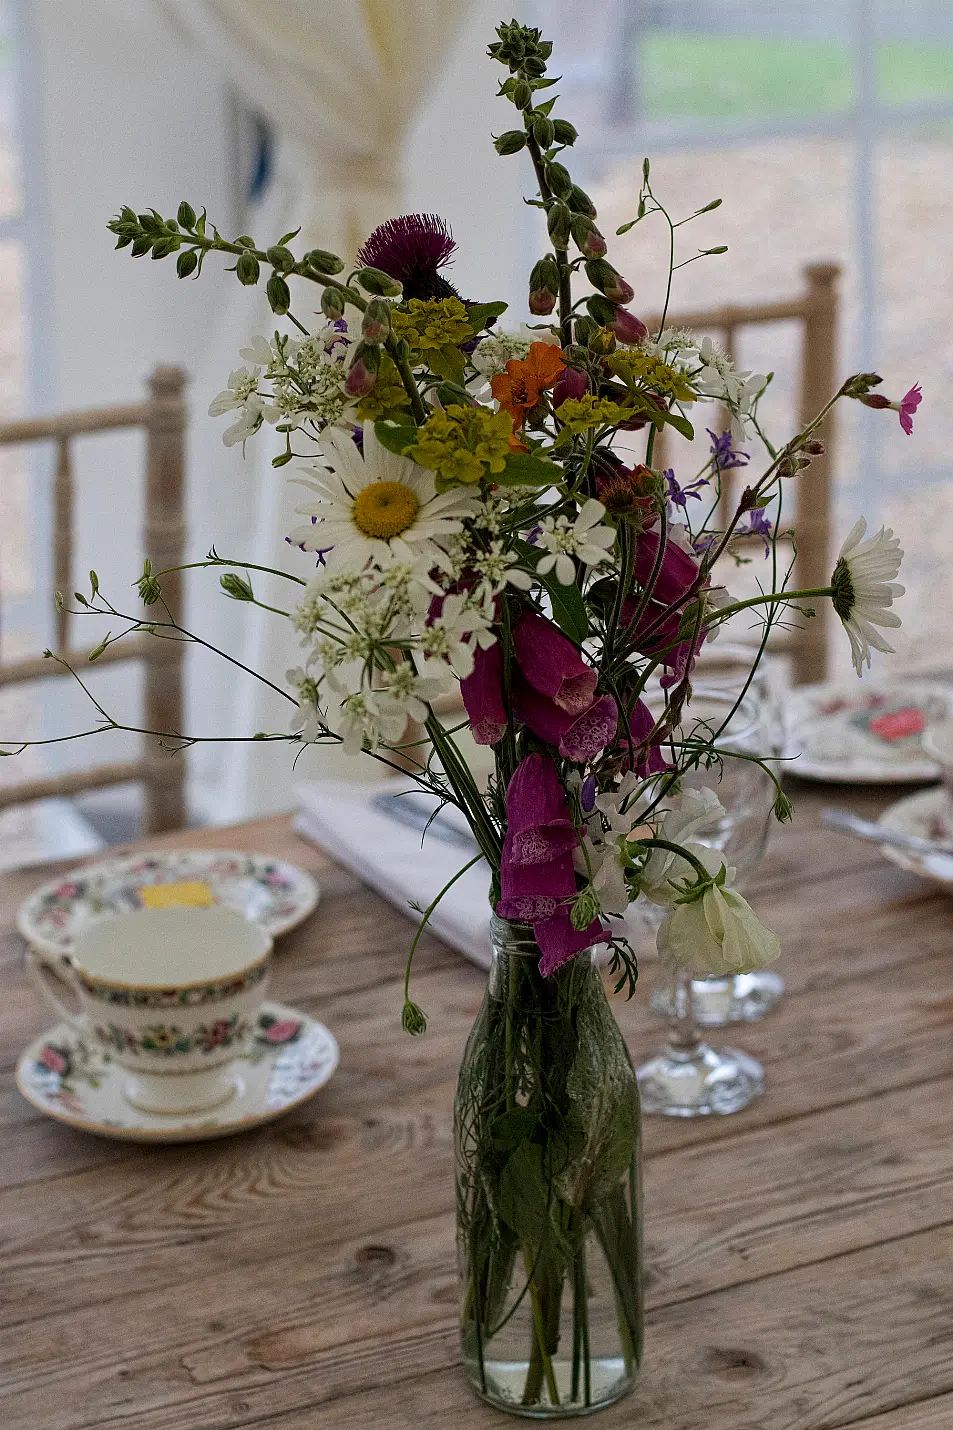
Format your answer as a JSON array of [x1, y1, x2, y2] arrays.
[[877, 787, 953, 891], [784, 680, 950, 783]]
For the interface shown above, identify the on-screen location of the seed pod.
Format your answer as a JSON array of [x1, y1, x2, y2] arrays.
[[303, 249, 345, 276], [547, 201, 572, 249], [236, 251, 260, 285], [356, 266, 403, 298], [494, 129, 527, 155], [361, 296, 392, 343], [266, 273, 291, 314], [176, 249, 199, 279]]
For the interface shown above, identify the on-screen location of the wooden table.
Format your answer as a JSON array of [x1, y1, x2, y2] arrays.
[[2, 786, 953, 1429]]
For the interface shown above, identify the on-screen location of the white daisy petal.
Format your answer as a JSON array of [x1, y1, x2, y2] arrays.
[[831, 519, 904, 676]]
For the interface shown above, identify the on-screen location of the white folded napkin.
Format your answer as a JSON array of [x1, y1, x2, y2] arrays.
[[293, 778, 493, 968]]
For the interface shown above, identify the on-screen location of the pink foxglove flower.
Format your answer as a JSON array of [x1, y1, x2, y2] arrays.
[[535, 908, 605, 977], [633, 526, 700, 606], [512, 611, 598, 714], [552, 365, 590, 409], [503, 752, 578, 864], [497, 840, 577, 921], [897, 383, 922, 436], [513, 679, 618, 762], [460, 641, 507, 746], [619, 699, 671, 778]]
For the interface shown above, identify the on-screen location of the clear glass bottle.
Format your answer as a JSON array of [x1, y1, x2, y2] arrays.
[[455, 915, 643, 1417]]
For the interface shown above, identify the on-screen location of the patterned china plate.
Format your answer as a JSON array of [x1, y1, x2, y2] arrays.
[[877, 787, 953, 891], [17, 850, 320, 961], [784, 680, 950, 783], [16, 1001, 339, 1142]]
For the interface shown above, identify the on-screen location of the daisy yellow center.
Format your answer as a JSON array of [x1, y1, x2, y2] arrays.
[[352, 481, 420, 540]]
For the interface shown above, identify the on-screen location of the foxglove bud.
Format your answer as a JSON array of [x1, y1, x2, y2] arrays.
[[236, 251, 260, 285], [266, 245, 294, 270], [585, 259, 634, 305], [356, 266, 403, 298], [552, 118, 578, 146], [266, 273, 291, 314], [572, 316, 598, 347], [176, 249, 199, 279], [529, 256, 560, 315], [361, 296, 392, 343], [546, 161, 572, 199], [304, 249, 345, 276], [344, 341, 381, 397], [176, 201, 196, 229], [567, 185, 596, 217], [611, 307, 648, 345], [321, 286, 346, 320], [494, 129, 527, 155], [529, 285, 558, 316], [570, 214, 606, 258], [585, 294, 617, 327], [533, 114, 555, 148], [547, 201, 572, 249], [512, 80, 533, 110], [552, 365, 589, 408]]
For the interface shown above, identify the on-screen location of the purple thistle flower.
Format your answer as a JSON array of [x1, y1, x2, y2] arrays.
[[737, 507, 773, 555], [707, 428, 750, 472], [665, 467, 709, 516], [357, 214, 460, 301]]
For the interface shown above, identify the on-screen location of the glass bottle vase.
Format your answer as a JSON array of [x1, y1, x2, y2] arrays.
[[454, 915, 643, 1417]]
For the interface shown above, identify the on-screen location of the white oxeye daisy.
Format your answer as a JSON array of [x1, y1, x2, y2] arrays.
[[286, 422, 477, 571], [831, 517, 904, 675]]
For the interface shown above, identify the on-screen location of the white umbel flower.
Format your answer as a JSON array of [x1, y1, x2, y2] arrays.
[[831, 518, 904, 675], [287, 422, 477, 571], [535, 498, 616, 586], [208, 368, 265, 447]]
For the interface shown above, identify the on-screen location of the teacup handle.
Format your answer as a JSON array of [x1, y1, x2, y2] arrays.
[[26, 949, 86, 1030]]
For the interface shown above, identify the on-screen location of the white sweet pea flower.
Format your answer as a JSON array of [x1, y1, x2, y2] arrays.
[[535, 499, 616, 586], [657, 877, 781, 976], [831, 517, 904, 675], [639, 787, 726, 904]]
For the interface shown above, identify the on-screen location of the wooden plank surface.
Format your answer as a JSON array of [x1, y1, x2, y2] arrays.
[[1, 787, 952, 1429]]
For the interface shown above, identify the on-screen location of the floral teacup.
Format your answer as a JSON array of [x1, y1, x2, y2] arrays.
[[27, 906, 272, 1114]]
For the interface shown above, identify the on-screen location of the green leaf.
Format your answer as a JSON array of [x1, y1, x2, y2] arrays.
[[277, 227, 301, 246], [661, 408, 694, 441], [497, 1141, 549, 1245], [540, 570, 589, 644], [373, 420, 418, 456], [490, 1108, 540, 1153], [495, 451, 561, 487], [534, 96, 557, 116], [427, 343, 467, 385], [464, 300, 508, 333]]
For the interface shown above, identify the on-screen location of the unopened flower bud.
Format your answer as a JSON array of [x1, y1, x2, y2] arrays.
[[361, 296, 392, 343], [572, 316, 597, 347], [266, 273, 291, 314], [176, 201, 196, 229], [344, 341, 381, 397], [356, 266, 403, 298], [303, 249, 345, 276], [176, 249, 199, 279], [547, 201, 572, 249], [804, 439, 826, 455], [137, 558, 161, 606], [585, 294, 618, 327], [588, 325, 616, 356], [585, 259, 634, 305], [266, 245, 294, 270], [611, 307, 648, 345], [570, 886, 600, 931], [546, 161, 572, 199], [552, 365, 589, 407], [567, 185, 596, 217], [859, 392, 891, 410], [236, 251, 260, 286], [220, 572, 254, 601], [401, 1000, 428, 1036], [570, 214, 605, 257], [840, 371, 883, 399], [321, 286, 346, 320], [512, 80, 533, 110], [529, 255, 560, 312], [529, 285, 558, 316], [552, 118, 578, 146], [494, 129, 527, 155]]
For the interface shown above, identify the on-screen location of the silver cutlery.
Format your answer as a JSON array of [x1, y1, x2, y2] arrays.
[[820, 806, 953, 860]]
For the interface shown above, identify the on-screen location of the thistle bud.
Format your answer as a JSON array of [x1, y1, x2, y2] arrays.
[[570, 214, 606, 258], [611, 307, 648, 345], [494, 129, 527, 155], [512, 80, 533, 110], [567, 185, 596, 217], [361, 296, 392, 343], [532, 115, 555, 149], [236, 251, 260, 286], [266, 273, 291, 314], [552, 365, 589, 408], [546, 161, 572, 199], [176, 249, 199, 279], [303, 248, 345, 276], [176, 201, 196, 229], [321, 286, 346, 320], [356, 266, 403, 298], [547, 201, 572, 250], [585, 259, 634, 305], [220, 572, 254, 601], [585, 294, 617, 327], [552, 118, 578, 146], [344, 341, 381, 397]]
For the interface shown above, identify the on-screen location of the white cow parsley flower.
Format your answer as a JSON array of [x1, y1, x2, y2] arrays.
[[208, 368, 265, 447], [535, 499, 616, 586], [831, 517, 904, 675], [286, 667, 324, 743]]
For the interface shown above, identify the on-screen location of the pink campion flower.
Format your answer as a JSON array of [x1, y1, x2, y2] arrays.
[[497, 839, 577, 922], [512, 679, 619, 762], [460, 641, 507, 746], [512, 611, 598, 715], [898, 383, 922, 435], [504, 752, 578, 864], [535, 908, 605, 977]]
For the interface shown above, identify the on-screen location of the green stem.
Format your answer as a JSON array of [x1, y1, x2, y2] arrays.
[[706, 585, 834, 627], [524, 1256, 561, 1408], [401, 851, 483, 1024]]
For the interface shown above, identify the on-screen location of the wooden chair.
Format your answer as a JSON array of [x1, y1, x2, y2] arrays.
[[647, 262, 840, 686], [0, 367, 188, 834]]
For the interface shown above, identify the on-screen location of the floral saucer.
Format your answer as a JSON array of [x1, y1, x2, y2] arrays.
[[16, 1002, 339, 1142], [784, 680, 950, 783], [18, 850, 320, 962], [877, 787, 953, 891]]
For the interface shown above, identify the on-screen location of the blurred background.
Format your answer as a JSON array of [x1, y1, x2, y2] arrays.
[[0, 0, 949, 862]]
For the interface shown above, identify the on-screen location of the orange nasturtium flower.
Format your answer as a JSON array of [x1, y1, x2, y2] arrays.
[[491, 341, 566, 426]]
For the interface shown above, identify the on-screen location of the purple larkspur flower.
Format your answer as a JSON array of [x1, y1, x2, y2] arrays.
[[707, 428, 749, 472], [737, 507, 773, 555], [357, 214, 460, 301], [665, 468, 709, 516]]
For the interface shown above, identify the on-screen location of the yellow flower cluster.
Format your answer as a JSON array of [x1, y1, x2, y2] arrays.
[[608, 350, 697, 403], [355, 354, 411, 421], [555, 395, 629, 433], [391, 297, 475, 352], [407, 404, 512, 487]]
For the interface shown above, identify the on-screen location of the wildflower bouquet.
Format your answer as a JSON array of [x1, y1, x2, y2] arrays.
[[61, 17, 917, 1417]]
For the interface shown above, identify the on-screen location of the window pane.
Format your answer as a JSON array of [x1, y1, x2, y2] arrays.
[[641, 33, 852, 121], [0, 1, 22, 220]]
